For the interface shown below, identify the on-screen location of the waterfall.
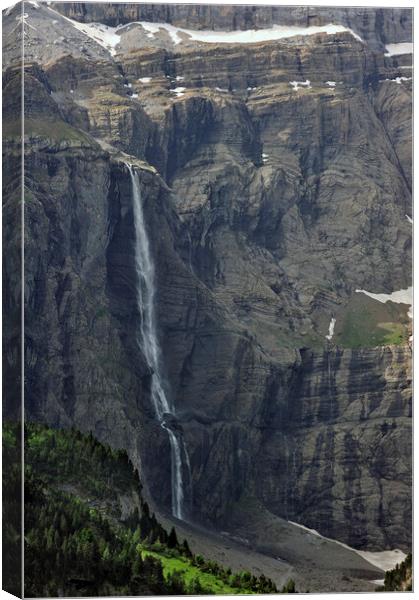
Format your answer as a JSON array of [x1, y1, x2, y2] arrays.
[[128, 164, 190, 520]]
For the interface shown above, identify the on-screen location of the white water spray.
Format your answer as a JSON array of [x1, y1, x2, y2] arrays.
[[128, 164, 190, 520]]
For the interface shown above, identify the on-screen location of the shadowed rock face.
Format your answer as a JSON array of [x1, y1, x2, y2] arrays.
[[4, 2, 411, 553]]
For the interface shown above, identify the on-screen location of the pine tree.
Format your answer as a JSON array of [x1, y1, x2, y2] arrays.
[[131, 553, 144, 578], [281, 579, 296, 593], [158, 528, 168, 545], [167, 526, 178, 549], [142, 501, 150, 517], [181, 538, 192, 556], [188, 576, 204, 594]]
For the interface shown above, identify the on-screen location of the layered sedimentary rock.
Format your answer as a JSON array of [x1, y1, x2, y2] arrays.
[[257, 345, 412, 550], [3, 2, 412, 555]]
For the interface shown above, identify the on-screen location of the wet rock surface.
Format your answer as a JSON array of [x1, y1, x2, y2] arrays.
[[4, 2, 412, 577]]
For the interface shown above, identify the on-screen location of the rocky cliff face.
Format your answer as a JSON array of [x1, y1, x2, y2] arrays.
[[4, 2, 412, 557], [257, 345, 412, 550]]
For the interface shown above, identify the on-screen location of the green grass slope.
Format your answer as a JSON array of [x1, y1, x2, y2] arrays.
[[334, 293, 410, 348]]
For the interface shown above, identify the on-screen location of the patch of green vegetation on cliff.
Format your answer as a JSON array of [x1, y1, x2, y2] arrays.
[[143, 549, 246, 594], [142, 548, 279, 594], [375, 322, 406, 345], [335, 293, 410, 348], [376, 553, 412, 591], [4, 118, 96, 146], [3, 422, 285, 596], [94, 88, 134, 106]]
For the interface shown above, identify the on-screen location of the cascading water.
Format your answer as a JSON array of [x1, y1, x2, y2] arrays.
[[128, 163, 191, 520]]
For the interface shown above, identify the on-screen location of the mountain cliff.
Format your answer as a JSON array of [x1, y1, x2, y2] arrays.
[[3, 3, 412, 591]]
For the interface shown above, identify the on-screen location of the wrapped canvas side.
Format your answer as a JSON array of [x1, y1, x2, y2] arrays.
[[3, 2, 24, 598], [0, 1, 413, 596]]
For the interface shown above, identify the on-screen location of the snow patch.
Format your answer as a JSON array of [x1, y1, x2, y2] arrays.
[[140, 21, 183, 44], [44, 7, 122, 56], [288, 521, 406, 573], [215, 87, 229, 93], [175, 76, 185, 81], [325, 317, 336, 341], [290, 79, 311, 91], [171, 86, 186, 97], [131, 94, 139, 98], [54, 13, 363, 54], [384, 42, 413, 56], [380, 76, 412, 84], [355, 287, 412, 319], [138, 77, 151, 83], [358, 550, 407, 573], [70, 21, 121, 56], [325, 80, 336, 87], [168, 22, 362, 45]]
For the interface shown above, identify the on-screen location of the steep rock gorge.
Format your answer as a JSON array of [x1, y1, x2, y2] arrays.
[[4, 2, 412, 558]]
